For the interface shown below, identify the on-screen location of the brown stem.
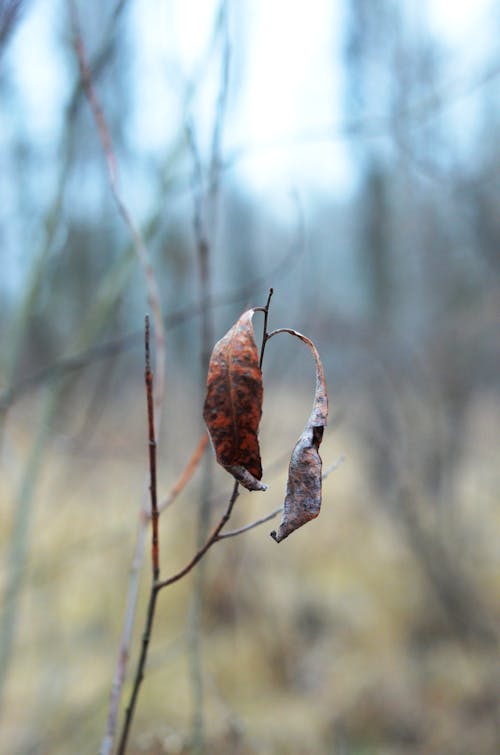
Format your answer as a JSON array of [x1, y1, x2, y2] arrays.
[[145, 317, 159, 582], [115, 585, 159, 755], [155, 482, 240, 591], [115, 318, 162, 755], [218, 506, 283, 540], [156, 432, 209, 516], [258, 287, 274, 369]]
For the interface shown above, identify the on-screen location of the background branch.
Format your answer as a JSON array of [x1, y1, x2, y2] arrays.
[[68, 6, 170, 753], [184, 4, 230, 749], [156, 432, 208, 516]]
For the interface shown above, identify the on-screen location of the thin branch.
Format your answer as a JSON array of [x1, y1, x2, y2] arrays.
[[186, 109, 213, 755], [69, 0, 165, 409], [185, 8, 231, 747], [2, 0, 135, 425], [155, 481, 240, 591], [258, 287, 274, 369], [0, 391, 56, 718], [101, 524, 147, 755], [115, 481, 240, 752], [67, 0, 130, 120], [185, 118, 205, 237], [115, 585, 159, 755], [322, 454, 346, 478], [156, 432, 209, 516], [0, 222, 305, 413], [0, 0, 25, 52], [217, 454, 345, 541], [116, 480, 239, 754], [116, 288, 275, 750], [218, 506, 283, 540], [145, 317, 160, 582], [116, 319, 162, 755], [70, 6, 167, 753], [208, 1, 231, 198], [70, 7, 117, 182]]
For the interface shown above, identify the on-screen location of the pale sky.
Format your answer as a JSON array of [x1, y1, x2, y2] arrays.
[[5, 0, 496, 211], [130, 0, 497, 206]]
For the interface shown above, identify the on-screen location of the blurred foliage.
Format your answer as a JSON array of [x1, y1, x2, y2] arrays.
[[1, 385, 499, 754], [1, 0, 499, 753]]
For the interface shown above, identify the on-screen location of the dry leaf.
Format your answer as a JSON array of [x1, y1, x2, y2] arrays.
[[203, 309, 267, 492], [271, 331, 328, 542]]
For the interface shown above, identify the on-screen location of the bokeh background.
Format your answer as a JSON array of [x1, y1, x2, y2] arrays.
[[1, 1, 499, 753]]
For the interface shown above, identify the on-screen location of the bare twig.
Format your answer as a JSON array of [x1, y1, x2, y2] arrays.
[[101, 530, 147, 755], [0, 391, 56, 717], [185, 7, 231, 748], [69, 1, 165, 408], [156, 432, 209, 515], [155, 481, 240, 591], [218, 454, 345, 541], [322, 454, 346, 477], [0, 3, 134, 709], [145, 317, 160, 582], [115, 584, 159, 755], [116, 477, 240, 755], [115, 289, 274, 752], [0, 188, 304, 419], [208, 1, 231, 199], [218, 506, 283, 540], [69, 6, 167, 753], [1, 0, 130, 435], [257, 287, 274, 368], [0, 241, 301, 412], [0, 0, 25, 52], [116, 319, 161, 755], [185, 105, 213, 755]]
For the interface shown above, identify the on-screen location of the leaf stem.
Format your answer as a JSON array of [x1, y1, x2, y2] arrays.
[[155, 482, 240, 590], [255, 287, 274, 369]]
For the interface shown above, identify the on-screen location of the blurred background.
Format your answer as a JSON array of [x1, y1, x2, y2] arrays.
[[1, 0, 499, 753]]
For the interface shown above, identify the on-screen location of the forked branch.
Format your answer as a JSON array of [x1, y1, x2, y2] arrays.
[[116, 291, 274, 754]]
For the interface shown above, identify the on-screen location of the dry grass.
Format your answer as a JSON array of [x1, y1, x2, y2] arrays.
[[1, 380, 499, 754]]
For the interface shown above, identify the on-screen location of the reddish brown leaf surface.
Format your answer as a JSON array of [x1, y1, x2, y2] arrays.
[[203, 309, 267, 492], [271, 331, 328, 542]]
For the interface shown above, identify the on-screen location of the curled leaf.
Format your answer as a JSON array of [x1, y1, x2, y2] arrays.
[[203, 309, 267, 492], [271, 331, 328, 542]]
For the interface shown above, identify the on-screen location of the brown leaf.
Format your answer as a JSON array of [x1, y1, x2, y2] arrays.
[[203, 309, 267, 492], [271, 331, 328, 542]]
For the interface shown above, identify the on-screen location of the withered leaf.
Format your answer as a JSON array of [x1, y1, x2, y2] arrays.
[[203, 309, 267, 492], [271, 331, 328, 542]]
